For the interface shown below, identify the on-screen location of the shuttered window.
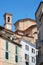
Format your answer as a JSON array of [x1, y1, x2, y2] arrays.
[[6, 41, 8, 50], [15, 55, 18, 62], [15, 45, 18, 62], [5, 41, 9, 59], [5, 52, 8, 59]]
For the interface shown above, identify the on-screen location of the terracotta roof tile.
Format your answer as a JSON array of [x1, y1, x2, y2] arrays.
[[14, 18, 36, 25]]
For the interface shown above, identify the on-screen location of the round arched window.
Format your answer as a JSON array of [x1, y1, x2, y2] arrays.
[[8, 17, 10, 22]]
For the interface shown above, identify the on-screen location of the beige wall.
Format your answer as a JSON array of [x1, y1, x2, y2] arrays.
[[0, 37, 22, 65], [22, 36, 35, 44]]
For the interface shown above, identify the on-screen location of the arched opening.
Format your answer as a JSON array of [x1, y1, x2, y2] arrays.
[[8, 17, 10, 22]]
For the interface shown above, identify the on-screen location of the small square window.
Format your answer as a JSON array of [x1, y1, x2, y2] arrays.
[[25, 45, 29, 51], [32, 48, 35, 53], [32, 57, 35, 63]]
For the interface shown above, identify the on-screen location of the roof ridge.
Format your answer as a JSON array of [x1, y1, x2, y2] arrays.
[[14, 18, 36, 25]]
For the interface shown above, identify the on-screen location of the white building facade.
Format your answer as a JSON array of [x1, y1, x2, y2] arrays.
[[20, 39, 38, 65]]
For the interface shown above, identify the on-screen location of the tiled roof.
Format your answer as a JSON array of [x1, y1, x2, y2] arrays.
[[14, 24, 37, 33], [0, 26, 22, 46], [14, 18, 36, 25]]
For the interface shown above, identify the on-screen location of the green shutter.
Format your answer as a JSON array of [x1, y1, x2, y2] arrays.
[[6, 41, 8, 50], [5, 52, 8, 59], [16, 45, 18, 54], [15, 45, 18, 62], [15, 55, 18, 62]]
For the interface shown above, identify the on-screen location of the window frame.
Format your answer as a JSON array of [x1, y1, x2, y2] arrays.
[[32, 48, 35, 53], [32, 57, 35, 63], [25, 45, 29, 51]]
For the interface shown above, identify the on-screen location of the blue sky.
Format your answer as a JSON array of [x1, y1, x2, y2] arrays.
[[0, 0, 43, 31]]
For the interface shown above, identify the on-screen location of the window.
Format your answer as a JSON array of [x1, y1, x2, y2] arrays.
[[8, 17, 10, 22], [15, 45, 18, 54], [32, 57, 35, 63], [15, 55, 18, 62], [26, 62, 29, 65], [25, 54, 27, 59], [5, 41, 9, 60], [25, 54, 29, 60], [25, 45, 29, 51], [15, 45, 18, 62], [6, 41, 8, 51], [12, 37, 14, 41], [32, 48, 35, 53], [5, 52, 8, 59]]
